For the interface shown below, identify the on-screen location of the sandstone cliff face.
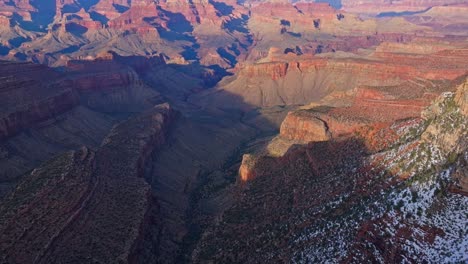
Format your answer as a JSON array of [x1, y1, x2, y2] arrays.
[[107, 2, 160, 37], [195, 48, 468, 110], [66, 58, 163, 112], [0, 88, 79, 140], [0, 103, 176, 264]]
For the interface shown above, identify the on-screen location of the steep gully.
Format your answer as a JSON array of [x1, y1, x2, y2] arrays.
[[139, 77, 293, 262]]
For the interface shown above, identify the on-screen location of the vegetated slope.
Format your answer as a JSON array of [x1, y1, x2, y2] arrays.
[[193, 77, 468, 263], [0, 103, 175, 264]]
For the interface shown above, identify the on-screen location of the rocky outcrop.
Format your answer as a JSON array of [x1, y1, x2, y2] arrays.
[[107, 2, 160, 37], [279, 111, 331, 142], [239, 154, 259, 182], [0, 103, 176, 264]]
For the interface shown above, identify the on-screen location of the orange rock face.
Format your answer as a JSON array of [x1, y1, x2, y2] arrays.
[[279, 111, 331, 142], [239, 154, 258, 182]]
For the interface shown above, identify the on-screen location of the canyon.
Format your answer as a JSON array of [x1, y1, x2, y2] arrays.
[[0, 0, 467, 263]]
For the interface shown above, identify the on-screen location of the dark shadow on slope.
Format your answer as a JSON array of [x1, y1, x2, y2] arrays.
[[281, 19, 291, 27], [209, 0, 234, 17], [222, 14, 250, 34], [27, 0, 56, 31], [287, 31, 302, 38], [217, 47, 237, 67], [156, 8, 194, 35], [62, 4, 81, 14], [181, 44, 199, 61], [8, 36, 31, 48], [377, 7, 432, 18], [0, 45, 10, 56], [78, 0, 99, 11], [113, 4, 129, 13], [89, 11, 109, 24], [56, 45, 81, 54], [149, 9, 198, 60], [65, 23, 88, 35]]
